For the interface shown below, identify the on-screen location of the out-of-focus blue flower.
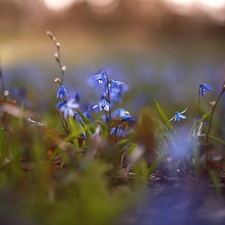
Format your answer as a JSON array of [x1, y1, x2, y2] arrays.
[[76, 110, 91, 122], [110, 84, 129, 103], [111, 108, 130, 118], [56, 100, 67, 109], [109, 79, 124, 91], [56, 85, 69, 99], [120, 115, 136, 123], [110, 125, 126, 138], [93, 71, 107, 84], [58, 99, 79, 119], [169, 108, 187, 122], [92, 99, 110, 113], [198, 83, 213, 97], [74, 92, 80, 102]]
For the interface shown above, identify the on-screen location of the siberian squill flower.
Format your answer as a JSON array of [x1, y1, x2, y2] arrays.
[[110, 83, 129, 103], [93, 71, 107, 84], [56, 85, 69, 99], [57, 99, 79, 119], [198, 83, 213, 98], [76, 110, 91, 122], [92, 99, 110, 113], [169, 108, 187, 122], [110, 125, 126, 138], [109, 79, 124, 91], [120, 115, 136, 123], [111, 108, 130, 118]]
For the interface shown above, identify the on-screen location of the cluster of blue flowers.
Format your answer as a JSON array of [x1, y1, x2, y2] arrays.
[[55, 70, 136, 139]]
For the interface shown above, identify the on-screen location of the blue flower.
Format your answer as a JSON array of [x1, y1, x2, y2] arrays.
[[56, 85, 69, 99], [120, 115, 136, 123], [92, 99, 110, 113], [110, 84, 129, 103], [110, 125, 126, 138], [169, 108, 187, 122], [111, 108, 130, 118], [93, 71, 107, 84], [109, 79, 124, 91], [198, 83, 213, 97], [76, 110, 91, 122], [56, 100, 67, 109], [59, 99, 79, 119]]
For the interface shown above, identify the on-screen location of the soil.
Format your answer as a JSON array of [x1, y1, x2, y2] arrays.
[[116, 177, 225, 225]]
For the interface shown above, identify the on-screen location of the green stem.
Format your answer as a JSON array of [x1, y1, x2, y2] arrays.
[[195, 85, 201, 130], [0, 58, 6, 96], [205, 88, 224, 142]]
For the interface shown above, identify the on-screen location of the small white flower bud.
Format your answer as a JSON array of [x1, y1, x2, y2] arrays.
[[4, 90, 9, 97], [56, 42, 61, 48], [62, 66, 66, 72], [210, 101, 216, 108], [55, 78, 61, 85], [54, 53, 59, 62], [46, 31, 54, 39]]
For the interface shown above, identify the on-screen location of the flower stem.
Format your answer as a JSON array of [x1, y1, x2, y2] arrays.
[[195, 85, 201, 130], [205, 83, 225, 142], [0, 58, 6, 96], [47, 31, 65, 85], [104, 71, 111, 125]]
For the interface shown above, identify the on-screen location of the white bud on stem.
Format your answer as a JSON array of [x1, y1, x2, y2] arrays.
[[56, 42, 61, 48], [46, 31, 54, 39], [55, 78, 61, 85], [54, 53, 59, 62], [62, 66, 66, 72]]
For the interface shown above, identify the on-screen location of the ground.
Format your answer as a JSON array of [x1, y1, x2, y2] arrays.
[[116, 177, 225, 225]]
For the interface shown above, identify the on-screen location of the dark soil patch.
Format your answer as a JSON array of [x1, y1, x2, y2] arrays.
[[116, 177, 225, 225]]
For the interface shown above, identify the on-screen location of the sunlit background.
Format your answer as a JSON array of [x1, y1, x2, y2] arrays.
[[1, 0, 225, 130]]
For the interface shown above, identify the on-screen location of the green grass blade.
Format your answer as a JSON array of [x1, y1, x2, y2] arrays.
[[208, 135, 225, 146], [76, 108, 95, 134], [154, 100, 173, 131]]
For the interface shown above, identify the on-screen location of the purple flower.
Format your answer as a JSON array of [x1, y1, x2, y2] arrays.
[[169, 108, 187, 122], [56, 85, 69, 99], [92, 99, 110, 113], [198, 83, 213, 97]]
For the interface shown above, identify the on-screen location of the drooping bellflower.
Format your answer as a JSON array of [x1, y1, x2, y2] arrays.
[[56, 85, 69, 99], [110, 125, 126, 138], [92, 99, 110, 113], [198, 83, 213, 98], [169, 108, 187, 122]]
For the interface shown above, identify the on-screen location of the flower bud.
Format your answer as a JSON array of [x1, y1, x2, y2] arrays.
[[62, 66, 66, 72], [210, 101, 216, 108], [55, 78, 61, 85], [4, 90, 9, 97], [56, 42, 61, 48], [54, 53, 59, 62], [46, 31, 54, 39]]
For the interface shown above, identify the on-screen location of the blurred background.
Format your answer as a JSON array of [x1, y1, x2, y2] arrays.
[[1, 0, 225, 132]]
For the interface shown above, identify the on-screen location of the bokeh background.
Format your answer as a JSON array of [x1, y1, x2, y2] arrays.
[[1, 0, 225, 135]]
